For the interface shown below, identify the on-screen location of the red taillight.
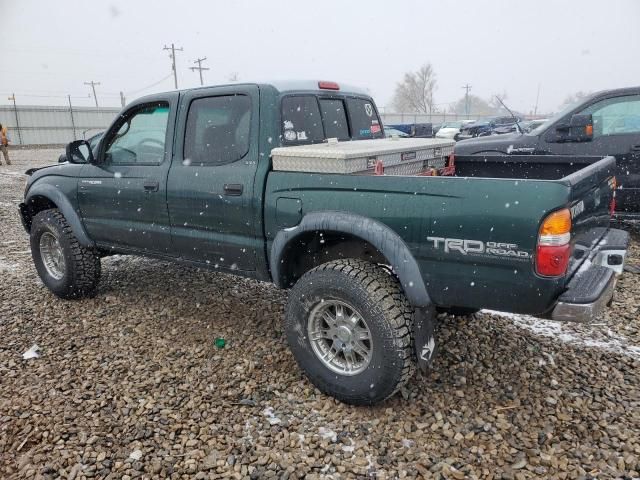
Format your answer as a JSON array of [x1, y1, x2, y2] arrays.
[[536, 244, 572, 277], [536, 209, 572, 277], [318, 81, 340, 90]]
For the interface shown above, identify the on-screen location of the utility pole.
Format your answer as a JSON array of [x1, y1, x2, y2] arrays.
[[190, 57, 210, 86], [462, 84, 472, 118], [68, 95, 77, 140], [533, 83, 541, 117], [84, 81, 101, 107], [7, 93, 22, 145], [163, 43, 184, 89]]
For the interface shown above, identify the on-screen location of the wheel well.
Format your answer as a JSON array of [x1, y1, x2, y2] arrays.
[[23, 195, 58, 230], [277, 231, 389, 288]]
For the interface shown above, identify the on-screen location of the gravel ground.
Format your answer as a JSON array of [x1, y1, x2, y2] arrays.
[[1, 149, 639, 479]]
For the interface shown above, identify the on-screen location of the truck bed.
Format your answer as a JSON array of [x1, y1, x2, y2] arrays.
[[265, 155, 616, 315], [453, 154, 609, 180]]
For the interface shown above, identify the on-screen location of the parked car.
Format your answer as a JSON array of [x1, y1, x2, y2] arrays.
[[20, 81, 628, 405], [455, 87, 640, 219], [387, 123, 434, 138], [384, 126, 409, 138], [435, 120, 476, 140], [458, 115, 524, 139], [521, 118, 549, 133]]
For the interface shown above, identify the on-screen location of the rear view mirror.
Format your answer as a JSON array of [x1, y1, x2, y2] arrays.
[[554, 113, 593, 142], [65, 140, 95, 164]]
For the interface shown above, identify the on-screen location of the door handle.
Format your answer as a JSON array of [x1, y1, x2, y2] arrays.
[[223, 184, 243, 196], [143, 180, 159, 192]]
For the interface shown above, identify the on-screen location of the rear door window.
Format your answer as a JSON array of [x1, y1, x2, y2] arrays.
[[319, 98, 349, 140], [347, 97, 383, 139], [184, 94, 251, 165], [281, 96, 324, 144]]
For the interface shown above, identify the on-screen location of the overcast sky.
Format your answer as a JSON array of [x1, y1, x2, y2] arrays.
[[2, 0, 639, 114]]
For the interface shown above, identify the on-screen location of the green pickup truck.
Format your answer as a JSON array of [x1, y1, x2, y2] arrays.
[[20, 81, 630, 405]]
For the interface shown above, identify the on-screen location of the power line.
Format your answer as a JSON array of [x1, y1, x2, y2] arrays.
[[84, 81, 101, 107], [163, 43, 184, 89], [125, 74, 173, 96], [189, 57, 210, 86]]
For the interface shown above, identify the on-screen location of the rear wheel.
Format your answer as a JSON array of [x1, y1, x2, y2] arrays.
[[30, 209, 101, 299], [285, 259, 415, 405]]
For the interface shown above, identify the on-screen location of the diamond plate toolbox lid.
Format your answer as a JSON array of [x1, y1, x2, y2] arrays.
[[271, 138, 455, 174]]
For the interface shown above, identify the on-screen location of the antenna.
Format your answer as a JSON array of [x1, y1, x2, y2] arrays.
[[494, 95, 524, 134]]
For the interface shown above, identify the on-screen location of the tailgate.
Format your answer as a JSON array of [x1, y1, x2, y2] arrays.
[[564, 156, 617, 277]]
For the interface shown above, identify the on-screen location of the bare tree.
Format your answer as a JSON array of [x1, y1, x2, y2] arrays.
[[391, 64, 437, 114], [449, 94, 494, 116], [559, 91, 591, 109]]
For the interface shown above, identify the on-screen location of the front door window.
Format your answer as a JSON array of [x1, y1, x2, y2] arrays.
[[579, 95, 640, 137], [104, 103, 169, 164]]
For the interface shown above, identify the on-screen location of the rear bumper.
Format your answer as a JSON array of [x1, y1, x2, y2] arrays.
[[551, 266, 616, 322], [550, 228, 629, 322]]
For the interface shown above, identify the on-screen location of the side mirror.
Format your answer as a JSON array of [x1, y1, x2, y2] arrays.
[[555, 114, 593, 142], [555, 113, 593, 142], [58, 153, 68, 163], [65, 140, 95, 164]]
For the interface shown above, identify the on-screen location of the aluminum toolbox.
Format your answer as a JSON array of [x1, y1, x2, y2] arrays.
[[271, 138, 455, 175]]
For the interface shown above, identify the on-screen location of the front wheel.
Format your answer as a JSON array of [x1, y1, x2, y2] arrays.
[[30, 209, 101, 299], [285, 259, 416, 405]]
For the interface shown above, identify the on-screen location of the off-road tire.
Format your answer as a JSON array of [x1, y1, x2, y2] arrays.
[[285, 259, 415, 405], [30, 209, 101, 299]]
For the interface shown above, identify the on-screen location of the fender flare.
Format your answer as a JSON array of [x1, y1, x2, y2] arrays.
[[270, 211, 431, 307], [24, 184, 95, 248]]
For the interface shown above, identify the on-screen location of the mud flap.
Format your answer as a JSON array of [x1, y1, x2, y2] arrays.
[[413, 305, 437, 372]]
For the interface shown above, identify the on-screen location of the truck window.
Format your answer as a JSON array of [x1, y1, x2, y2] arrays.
[[579, 95, 640, 136], [281, 96, 324, 144], [347, 97, 383, 140], [184, 95, 251, 165], [104, 102, 169, 165], [319, 99, 349, 140]]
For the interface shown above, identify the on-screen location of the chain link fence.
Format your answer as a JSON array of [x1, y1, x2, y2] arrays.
[[379, 112, 544, 125]]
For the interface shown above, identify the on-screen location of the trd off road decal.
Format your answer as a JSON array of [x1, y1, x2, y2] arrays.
[[427, 237, 530, 260]]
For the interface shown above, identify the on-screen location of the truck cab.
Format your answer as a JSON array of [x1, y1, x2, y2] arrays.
[[454, 87, 640, 218]]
